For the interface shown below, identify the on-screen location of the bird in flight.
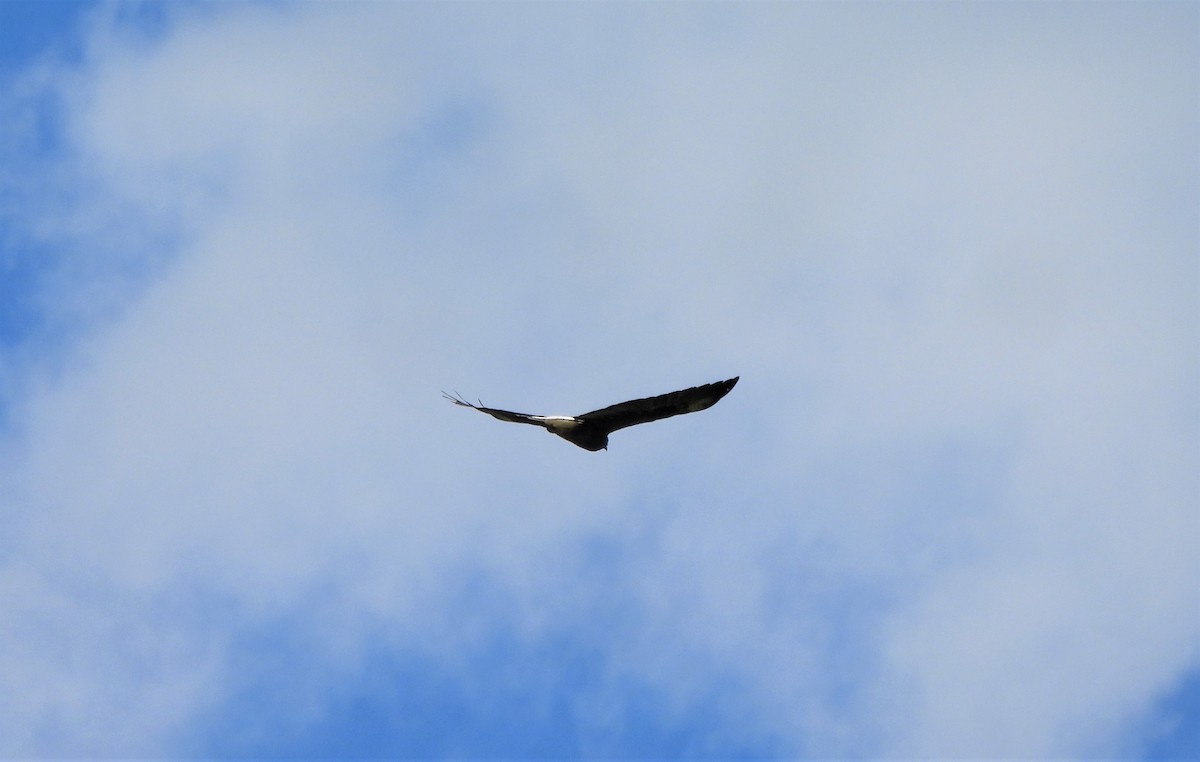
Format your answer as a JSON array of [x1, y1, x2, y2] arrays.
[[443, 377, 739, 451]]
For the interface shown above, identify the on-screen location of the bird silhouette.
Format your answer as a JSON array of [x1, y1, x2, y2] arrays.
[[443, 377, 739, 451]]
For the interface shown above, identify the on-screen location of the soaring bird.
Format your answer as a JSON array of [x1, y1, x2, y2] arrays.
[[443, 377, 739, 451]]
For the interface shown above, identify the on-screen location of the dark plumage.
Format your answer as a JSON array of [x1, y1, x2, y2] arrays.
[[443, 377, 739, 451]]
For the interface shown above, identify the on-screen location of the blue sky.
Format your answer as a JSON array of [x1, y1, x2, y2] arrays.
[[0, 1, 1197, 758]]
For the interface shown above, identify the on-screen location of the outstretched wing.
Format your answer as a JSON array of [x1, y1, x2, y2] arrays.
[[441, 391, 549, 427], [577, 377, 739, 435]]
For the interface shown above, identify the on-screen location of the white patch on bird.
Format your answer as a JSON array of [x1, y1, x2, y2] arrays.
[[538, 416, 581, 430]]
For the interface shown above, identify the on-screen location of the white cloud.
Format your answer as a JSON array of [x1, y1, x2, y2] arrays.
[[0, 2, 1196, 756]]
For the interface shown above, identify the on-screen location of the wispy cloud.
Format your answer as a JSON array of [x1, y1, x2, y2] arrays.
[[0, 2, 1196, 757]]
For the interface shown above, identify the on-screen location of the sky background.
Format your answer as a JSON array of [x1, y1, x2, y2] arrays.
[[0, 1, 1197, 758]]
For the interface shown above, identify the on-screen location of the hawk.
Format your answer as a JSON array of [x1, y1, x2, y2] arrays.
[[443, 377, 739, 451]]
